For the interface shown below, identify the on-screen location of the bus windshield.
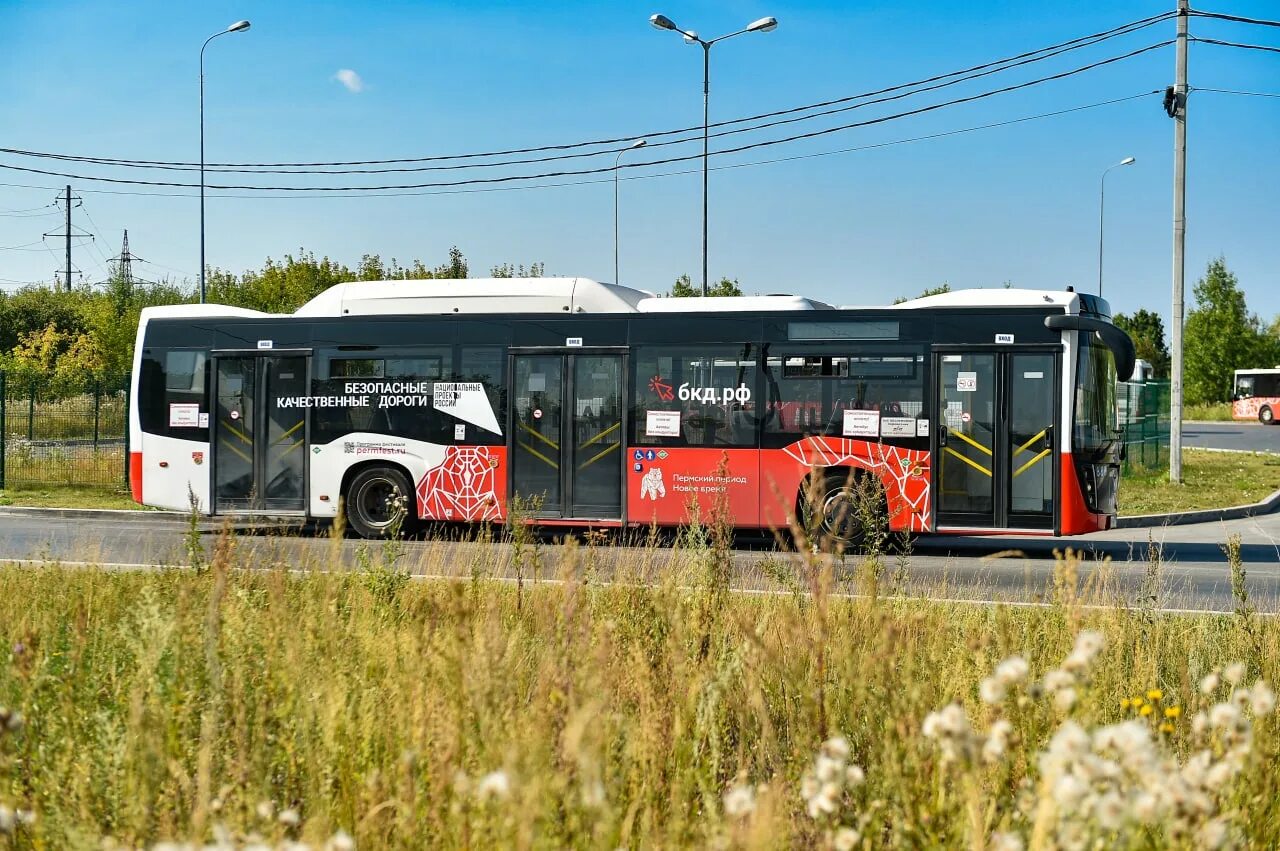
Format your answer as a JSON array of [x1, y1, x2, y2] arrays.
[[1075, 334, 1117, 455]]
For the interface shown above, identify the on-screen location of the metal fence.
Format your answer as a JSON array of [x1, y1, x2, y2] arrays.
[[1118, 380, 1170, 471], [0, 372, 130, 489]]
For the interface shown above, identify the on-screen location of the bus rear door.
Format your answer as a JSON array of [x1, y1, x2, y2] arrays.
[[211, 352, 310, 514]]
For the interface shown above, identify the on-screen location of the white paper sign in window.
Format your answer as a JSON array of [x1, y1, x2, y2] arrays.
[[916, 418, 930, 437], [842, 409, 880, 438], [645, 410, 681, 437], [957, 371, 978, 392], [880, 416, 916, 437], [169, 403, 200, 428]]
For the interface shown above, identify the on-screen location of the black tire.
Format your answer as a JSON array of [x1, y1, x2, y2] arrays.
[[1261, 406, 1275, 426], [797, 472, 886, 549], [345, 465, 416, 539]]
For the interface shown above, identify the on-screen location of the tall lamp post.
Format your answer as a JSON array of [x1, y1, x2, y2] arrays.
[[614, 140, 647, 285], [650, 13, 777, 296], [1097, 156, 1135, 298], [200, 19, 251, 303]]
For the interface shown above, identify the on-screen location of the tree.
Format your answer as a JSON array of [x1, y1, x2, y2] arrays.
[[894, 283, 951, 304], [669, 274, 742, 297], [490, 262, 545, 278], [1113, 309, 1170, 378], [1183, 257, 1270, 404]]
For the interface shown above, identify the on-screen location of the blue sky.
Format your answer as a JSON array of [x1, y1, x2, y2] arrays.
[[2, 0, 1278, 325]]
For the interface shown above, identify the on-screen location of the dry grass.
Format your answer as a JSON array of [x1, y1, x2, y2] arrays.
[[0, 519, 1278, 849]]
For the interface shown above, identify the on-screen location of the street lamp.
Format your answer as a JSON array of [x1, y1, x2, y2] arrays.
[[615, 140, 647, 285], [650, 13, 777, 296], [1097, 156, 1135, 299], [200, 19, 251, 303]]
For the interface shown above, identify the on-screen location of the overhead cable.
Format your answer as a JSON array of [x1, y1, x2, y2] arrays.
[[0, 42, 1172, 193], [0, 11, 1175, 172]]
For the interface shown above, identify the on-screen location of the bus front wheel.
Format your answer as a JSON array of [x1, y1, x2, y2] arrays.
[[1261, 406, 1275, 426], [345, 465, 416, 539]]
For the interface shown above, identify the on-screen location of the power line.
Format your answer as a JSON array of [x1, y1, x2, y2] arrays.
[[0, 240, 47, 251], [1189, 10, 1280, 28], [1195, 86, 1280, 98], [1191, 36, 1280, 55], [0, 41, 1172, 193], [0, 91, 1156, 201], [0, 11, 1175, 173]]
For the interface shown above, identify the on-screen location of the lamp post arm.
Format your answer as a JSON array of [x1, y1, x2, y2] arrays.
[[706, 27, 753, 45]]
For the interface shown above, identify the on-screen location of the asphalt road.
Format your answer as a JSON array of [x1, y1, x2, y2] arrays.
[[0, 510, 1277, 615], [1184, 421, 1280, 453]]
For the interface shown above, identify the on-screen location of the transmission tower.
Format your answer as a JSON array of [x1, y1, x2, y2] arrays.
[[42, 185, 94, 291]]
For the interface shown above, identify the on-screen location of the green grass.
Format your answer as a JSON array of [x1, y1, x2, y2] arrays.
[[0, 531, 1278, 848], [1183, 402, 1235, 422], [1121, 447, 1280, 515], [0, 484, 141, 510]]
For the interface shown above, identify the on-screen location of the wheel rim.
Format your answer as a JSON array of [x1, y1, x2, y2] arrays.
[[1264, 408, 1274, 423], [820, 487, 861, 542], [355, 478, 405, 530]]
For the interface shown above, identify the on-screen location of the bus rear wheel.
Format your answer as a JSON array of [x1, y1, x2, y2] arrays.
[[1261, 406, 1275, 425], [346, 465, 416, 539], [800, 472, 886, 549]]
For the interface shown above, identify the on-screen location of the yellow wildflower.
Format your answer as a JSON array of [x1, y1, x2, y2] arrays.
[[1165, 706, 1182, 719], [1132, 696, 1144, 707], [1120, 698, 1131, 710], [1140, 704, 1154, 717], [1147, 689, 1164, 701], [1159, 722, 1175, 734]]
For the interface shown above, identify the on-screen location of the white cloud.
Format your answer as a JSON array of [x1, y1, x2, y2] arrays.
[[333, 69, 364, 93]]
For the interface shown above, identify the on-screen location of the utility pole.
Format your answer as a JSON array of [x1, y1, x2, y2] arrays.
[[43, 185, 88, 291], [1169, 0, 1189, 484]]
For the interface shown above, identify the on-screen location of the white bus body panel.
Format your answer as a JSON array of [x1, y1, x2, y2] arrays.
[[307, 433, 447, 519], [295, 278, 652, 317], [139, 433, 211, 512]]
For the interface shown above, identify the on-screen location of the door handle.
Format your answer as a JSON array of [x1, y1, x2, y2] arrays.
[[1043, 425, 1054, 451], [938, 425, 949, 447]]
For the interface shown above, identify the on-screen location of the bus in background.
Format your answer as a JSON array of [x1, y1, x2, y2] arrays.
[[1232, 368, 1280, 425], [127, 279, 1135, 539]]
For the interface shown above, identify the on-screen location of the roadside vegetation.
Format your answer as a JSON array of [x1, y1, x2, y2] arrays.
[[0, 491, 1278, 849], [0, 483, 139, 510], [1120, 448, 1280, 516], [1182, 402, 1235, 422]]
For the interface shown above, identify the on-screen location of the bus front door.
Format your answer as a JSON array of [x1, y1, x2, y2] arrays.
[[934, 350, 1058, 532], [212, 354, 310, 514], [510, 352, 625, 520]]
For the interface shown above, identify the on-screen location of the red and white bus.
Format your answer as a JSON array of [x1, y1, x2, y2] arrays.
[[1232, 369, 1280, 425], [128, 279, 1135, 539]]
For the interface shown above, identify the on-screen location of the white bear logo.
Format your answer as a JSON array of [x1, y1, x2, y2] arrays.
[[640, 467, 666, 500]]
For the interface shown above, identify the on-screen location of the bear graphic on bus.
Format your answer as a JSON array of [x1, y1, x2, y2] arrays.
[[640, 467, 665, 500]]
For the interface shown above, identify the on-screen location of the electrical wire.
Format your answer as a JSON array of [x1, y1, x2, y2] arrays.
[[1195, 86, 1280, 98], [0, 42, 1172, 193], [1189, 10, 1280, 28], [0, 240, 47, 251], [1191, 36, 1280, 54], [0, 11, 1175, 172], [0, 91, 1156, 201]]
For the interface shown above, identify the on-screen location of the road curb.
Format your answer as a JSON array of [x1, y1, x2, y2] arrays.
[[0, 506, 188, 523], [1117, 486, 1280, 529]]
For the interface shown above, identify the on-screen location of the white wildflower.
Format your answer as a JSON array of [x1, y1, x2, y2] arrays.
[[815, 754, 842, 783], [832, 827, 861, 850], [255, 800, 275, 821], [0, 806, 12, 835], [1093, 791, 1126, 830], [1205, 760, 1235, 790], [1209, 703, 1241, 731], [1199, 817, 1230, 850], [1200, 671, 1221, 695], [323, 830, 356, 851], [989, 831, 1024, 851], [1191, 711, 1210, 737], [983, 719, 1013, 764], [1054, 686, 1078, 713], [1051, 773, 1089, 809], [844, 764, 865, 787], [14, 810, 34, 828], [980, 677, 1007, 705], [1043, 669, 1074, 693], [823, 735, 851, 761], [581, 779, 606, 809], [1249, 681, 1276, 716], [476, 770, 511, 801], [994, 655, 1030, 687], [1132, 791, 1160, 824], [723, 784, 756, 818], [1224, 662, 1246, 686], [278, 808, 301, 828]]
